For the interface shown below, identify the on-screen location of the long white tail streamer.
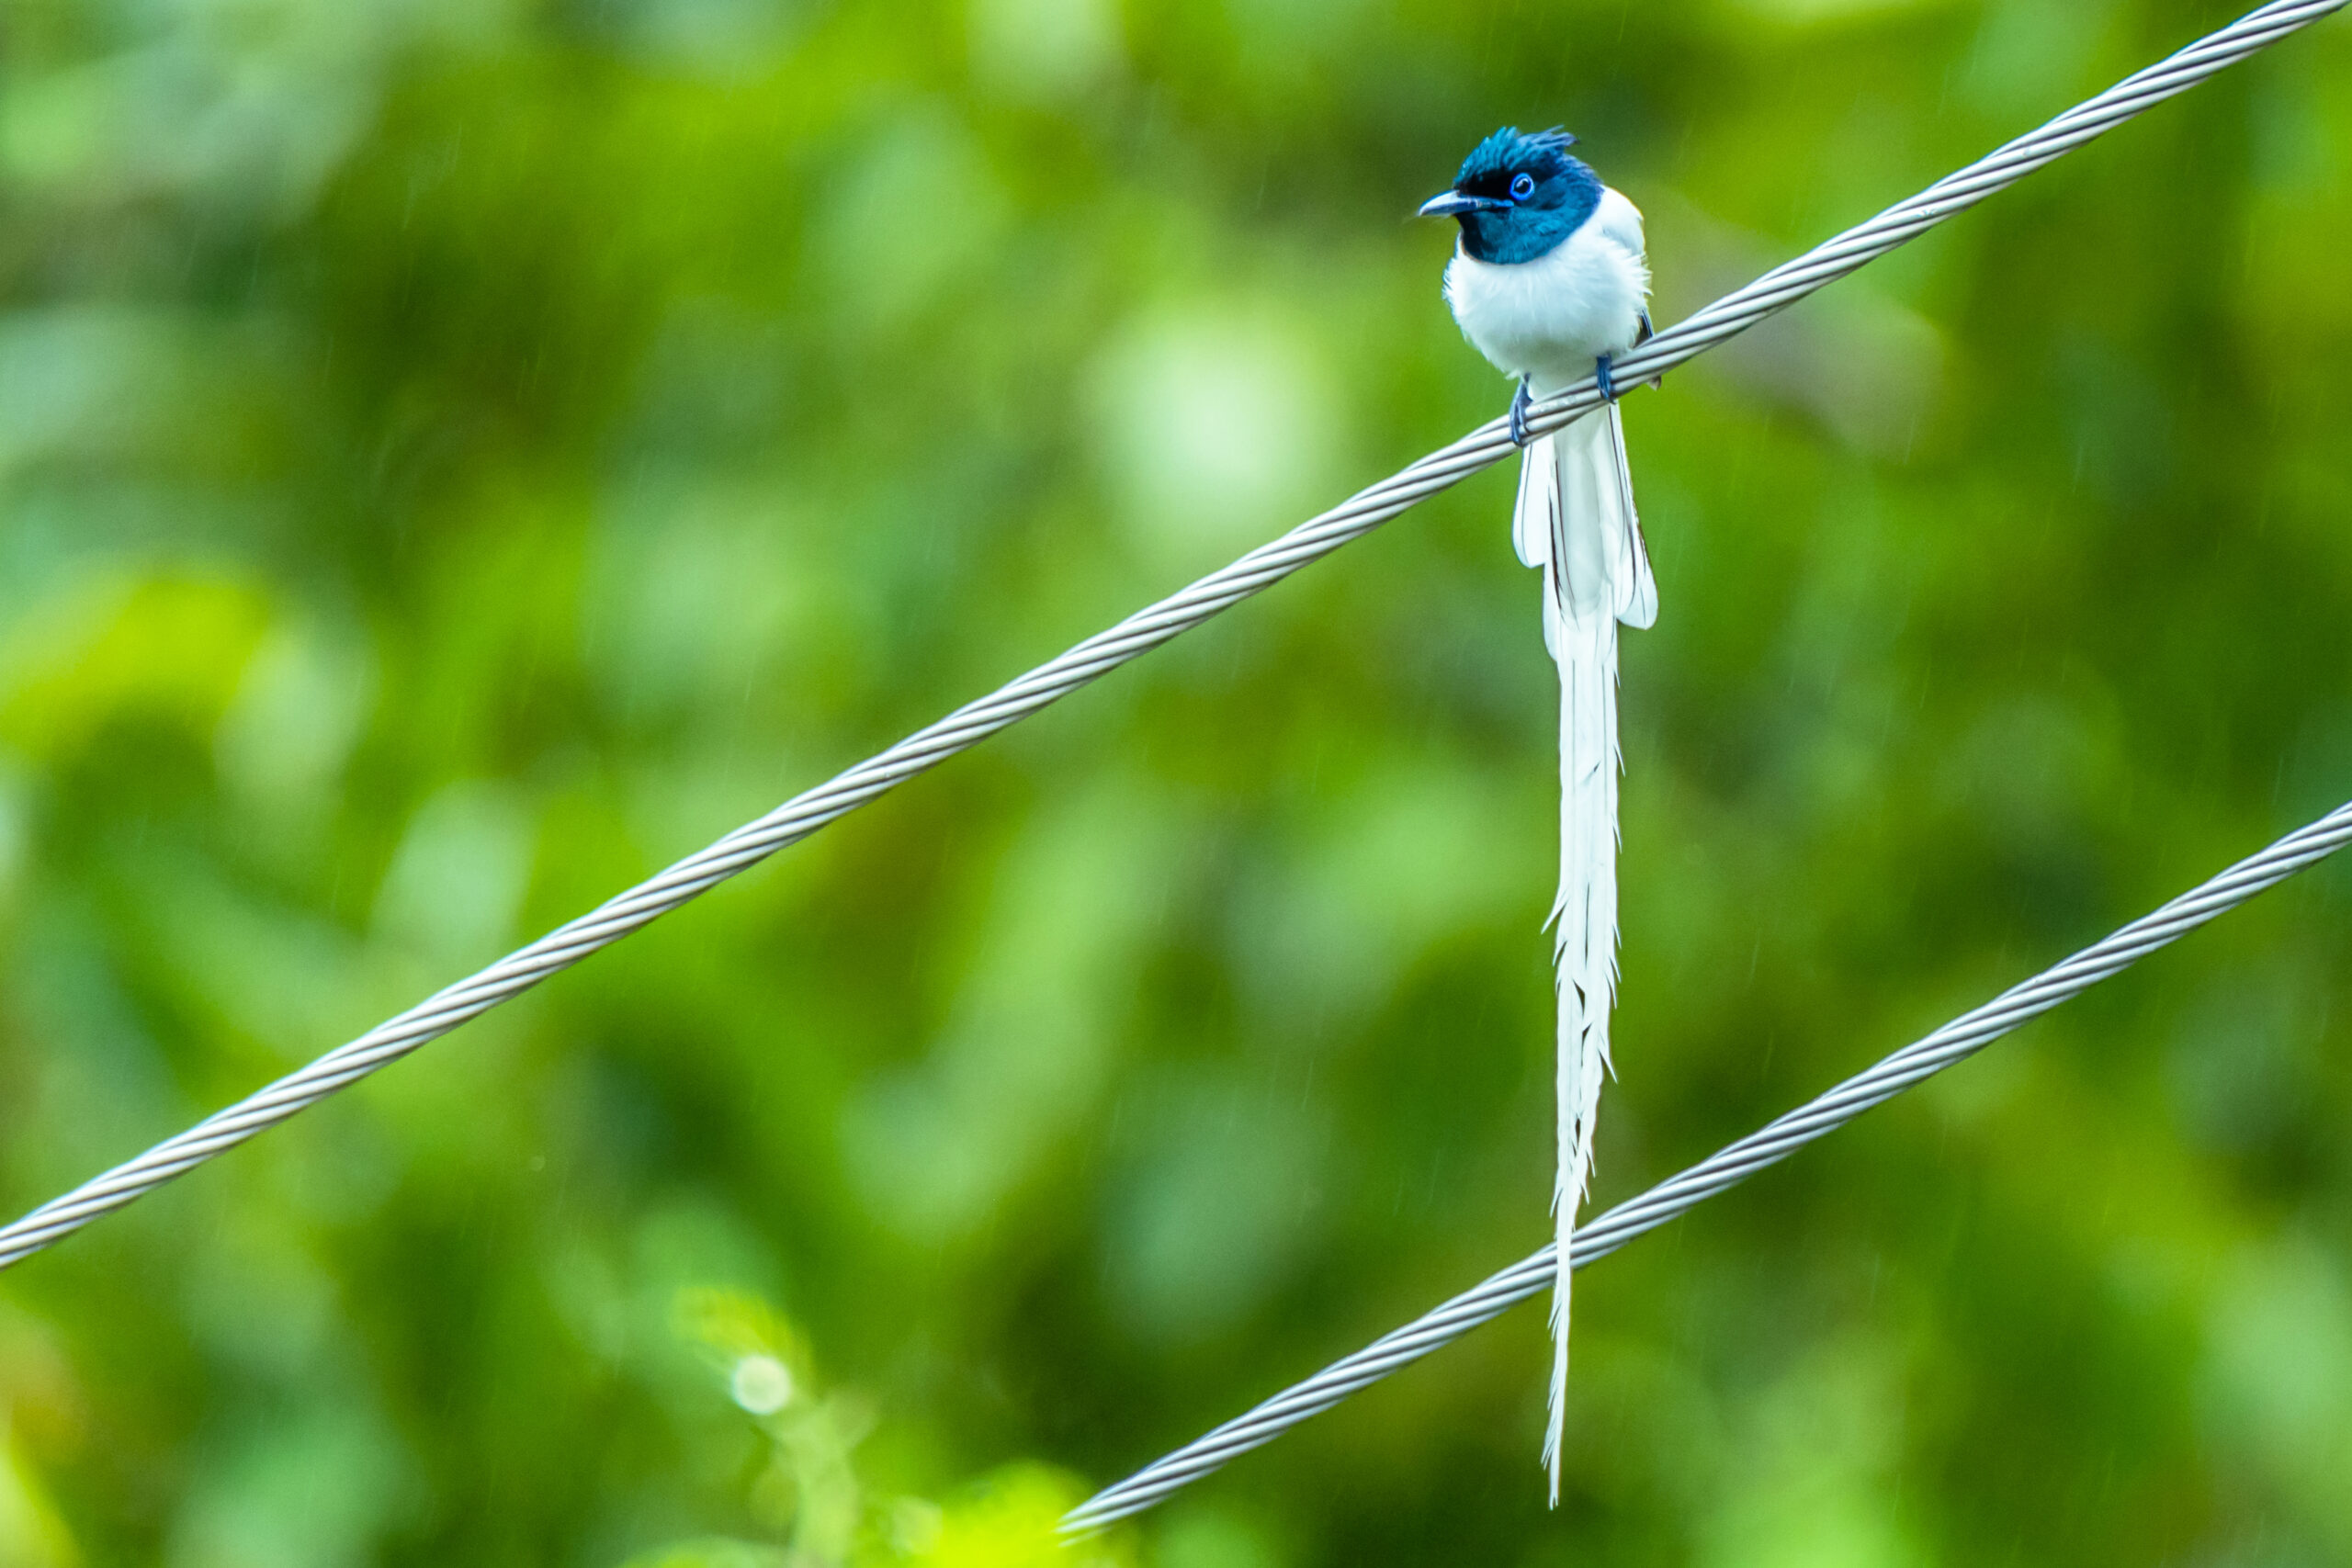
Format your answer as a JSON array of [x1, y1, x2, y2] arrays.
[[0, 0, 2337, 1272], [1521, 402, 1650, 1501], [1061, 798, 2352, 1535]]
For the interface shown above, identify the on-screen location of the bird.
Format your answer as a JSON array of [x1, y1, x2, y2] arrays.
[[1419, 125, 1656, 1505]]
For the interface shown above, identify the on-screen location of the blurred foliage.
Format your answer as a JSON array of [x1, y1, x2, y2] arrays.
[[616, 1288, 1123, 1568], [1, 0, 2350, 1562]]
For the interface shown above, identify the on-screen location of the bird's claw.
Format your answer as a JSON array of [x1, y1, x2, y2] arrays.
[[1595, 354, 1619, 404], [1509, 378, 1534, 446]]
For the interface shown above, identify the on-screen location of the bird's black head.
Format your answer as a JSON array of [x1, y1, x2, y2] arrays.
[[1419, 126, 1602, 265]]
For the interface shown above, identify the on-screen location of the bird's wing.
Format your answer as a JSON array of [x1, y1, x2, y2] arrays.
[[1586, 192, 1657, 626], [1594, 186, 1646, 265]]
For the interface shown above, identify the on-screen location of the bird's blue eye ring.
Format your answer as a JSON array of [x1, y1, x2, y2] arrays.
[[1510, 173, 1536, 200]]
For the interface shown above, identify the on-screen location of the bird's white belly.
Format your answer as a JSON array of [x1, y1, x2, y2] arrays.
[[1444, 223, 1649, 396]]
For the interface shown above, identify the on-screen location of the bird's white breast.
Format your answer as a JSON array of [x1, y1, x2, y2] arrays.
[[1444, 187, 1650, 397]]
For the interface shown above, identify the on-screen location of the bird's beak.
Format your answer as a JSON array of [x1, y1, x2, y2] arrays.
[[1418, 189, 1503, 219]]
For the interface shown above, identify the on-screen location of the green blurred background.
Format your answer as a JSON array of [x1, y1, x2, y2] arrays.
[[3, 0, 2350, 1562]]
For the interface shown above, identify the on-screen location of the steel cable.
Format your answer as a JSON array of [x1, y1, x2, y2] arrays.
[[0, 0, 2337, 1270], [1060, 800, 2352, 1534]]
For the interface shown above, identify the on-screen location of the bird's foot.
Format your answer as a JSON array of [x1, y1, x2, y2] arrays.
[[1509, 377, 1534, 446], [1595, 353, 1620, 403]]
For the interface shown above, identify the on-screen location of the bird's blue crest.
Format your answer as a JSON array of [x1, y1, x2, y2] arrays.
[[1455, 126, 1578, 190]]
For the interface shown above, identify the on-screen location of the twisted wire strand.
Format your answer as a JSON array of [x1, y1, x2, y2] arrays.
[[1061, 800, 2352, 1535], [0, 0, 2336, 1272]]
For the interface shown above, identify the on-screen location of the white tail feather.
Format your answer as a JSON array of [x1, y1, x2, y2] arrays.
[[1517, 405, 1649, 1506]]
